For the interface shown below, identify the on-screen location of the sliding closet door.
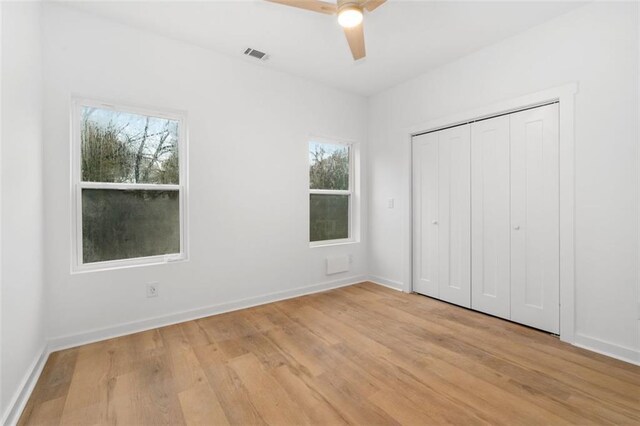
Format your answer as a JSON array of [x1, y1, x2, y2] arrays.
[[471, 116, 511, 319], [412, 126, 471, 308], [412, 133, 439, 297], [510, 104, 560, 334]]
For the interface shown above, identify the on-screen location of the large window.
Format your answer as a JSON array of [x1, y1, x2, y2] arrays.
[[72, 99, 187, 271], [309, 140, 352, 244]]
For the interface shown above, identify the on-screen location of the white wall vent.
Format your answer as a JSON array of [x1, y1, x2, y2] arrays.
[[243, 48, 268, 61], [326, 256, 350, 275]]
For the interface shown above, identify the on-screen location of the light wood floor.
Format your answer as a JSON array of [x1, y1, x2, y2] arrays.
[[19, 282, 640, 425]]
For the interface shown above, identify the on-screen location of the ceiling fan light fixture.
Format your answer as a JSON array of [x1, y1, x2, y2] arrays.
[[338, 5, 363, 28]]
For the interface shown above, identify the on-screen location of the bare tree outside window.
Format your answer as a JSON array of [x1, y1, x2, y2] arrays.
[[81, 107, 179, 184], [309, 143, 349, 190]]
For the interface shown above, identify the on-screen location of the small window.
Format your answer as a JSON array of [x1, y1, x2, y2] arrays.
[[309, 140, 352, 244], [72, 99, 187, 271]]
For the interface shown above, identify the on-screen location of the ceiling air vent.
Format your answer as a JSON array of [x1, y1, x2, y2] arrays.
[[243, 48, 268, 61]]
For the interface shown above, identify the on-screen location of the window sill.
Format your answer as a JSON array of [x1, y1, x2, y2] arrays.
[[72, 254, 188, 274], [309, 239, 358, 248]]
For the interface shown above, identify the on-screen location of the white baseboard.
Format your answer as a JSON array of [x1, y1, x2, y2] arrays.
[[367, 275, 404, 291], [573, 333, 640, 366], [2, 344, 50, 426], [48, 275, 367, 352]]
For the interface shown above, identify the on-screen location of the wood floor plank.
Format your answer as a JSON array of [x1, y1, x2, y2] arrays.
[[270, 364, 349, 425], [203, 362, 266, 425], [229, 353, 312, 425], [263, 325, 326, 377], [17, 396, 67, 426], [17, 350, 78, 426], [308, 372, 402, 426], [166, 345, 208, 394], [180, 320, 214, 348], [369, 389, 483, 426], [113, 354, 186, 425], [19, 282, 640, 425], [191, 342, 227, 369], [178, 382, 230, 426]]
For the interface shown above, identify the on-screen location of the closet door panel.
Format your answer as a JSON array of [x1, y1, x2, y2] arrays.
[[437, 126, 471, 308], [412, 133, 439, 297], [510, 104, 560, 333], [471, 116, 511, 319]]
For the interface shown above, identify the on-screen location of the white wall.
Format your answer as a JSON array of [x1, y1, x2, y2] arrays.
[[42, 4, 368, 344], [368, 2, 639, 360], [1, 1, 46, 422]]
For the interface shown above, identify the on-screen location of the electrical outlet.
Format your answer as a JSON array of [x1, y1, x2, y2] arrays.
[[146, 282, 159, 298], [348, 254, 354, 264]]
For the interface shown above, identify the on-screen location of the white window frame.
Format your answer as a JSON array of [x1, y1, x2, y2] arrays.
[[309, 138, 355, 247], [71, 97, 189, 273]]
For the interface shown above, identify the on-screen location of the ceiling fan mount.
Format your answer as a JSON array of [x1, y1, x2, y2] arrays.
[[265, 0, 387, 61]]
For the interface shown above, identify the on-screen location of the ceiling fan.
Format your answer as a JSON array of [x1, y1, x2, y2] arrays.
[[265, 0, 387, 61]]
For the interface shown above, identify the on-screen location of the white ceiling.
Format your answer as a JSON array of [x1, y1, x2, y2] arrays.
[[61, 0, 585, 96]]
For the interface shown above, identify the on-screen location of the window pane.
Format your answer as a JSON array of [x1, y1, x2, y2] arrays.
[[82, 189, 180, 263], [81, 106, 179, 184], [310, 194, 349, 242], [309, 141, 349, 190]]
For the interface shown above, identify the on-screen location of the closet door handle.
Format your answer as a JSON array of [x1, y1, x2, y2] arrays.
[[432, 220, 438, 225], [513, 225, 520, 230]]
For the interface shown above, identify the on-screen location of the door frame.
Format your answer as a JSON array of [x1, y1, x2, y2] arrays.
[[402, 83, 578, 344]]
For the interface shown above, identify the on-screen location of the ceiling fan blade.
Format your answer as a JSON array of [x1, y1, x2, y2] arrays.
[[362, 0, 386, 12], [265, 0, 337, 15], [343, 23, 366, 60]]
